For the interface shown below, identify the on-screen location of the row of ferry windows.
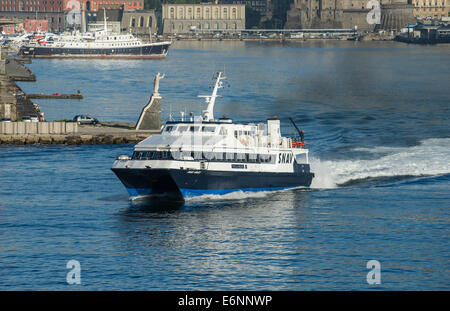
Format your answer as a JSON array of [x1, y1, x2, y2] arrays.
[[165, 125, 256, 136], [132, 151, 276, 163], [165, 125, 224, 134]]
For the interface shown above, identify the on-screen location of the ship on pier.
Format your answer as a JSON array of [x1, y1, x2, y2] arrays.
[[111, 72, 314, 199]]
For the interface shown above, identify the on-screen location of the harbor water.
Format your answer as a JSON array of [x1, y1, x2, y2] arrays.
[[1, 41, 449, 290]]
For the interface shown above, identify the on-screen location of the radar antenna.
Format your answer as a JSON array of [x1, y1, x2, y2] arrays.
[[198, 71, 227, 122]]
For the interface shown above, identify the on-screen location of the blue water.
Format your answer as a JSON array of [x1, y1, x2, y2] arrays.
[[1, 41, 449, 290]]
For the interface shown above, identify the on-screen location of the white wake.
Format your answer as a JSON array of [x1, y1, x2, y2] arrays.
[[310, 138, 450, 189]]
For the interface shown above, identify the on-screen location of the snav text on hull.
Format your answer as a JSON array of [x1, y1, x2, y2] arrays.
[[111, 72, 315, 200]]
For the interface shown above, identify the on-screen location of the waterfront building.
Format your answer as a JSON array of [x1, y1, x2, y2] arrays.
[[161, 3, 246, 34], [0, 11, 65, 32], [219, 0, 270, 15], [285, 0, 416, 32], [87, 7, 157, 37], [121, 10, 157, 36], [411, 0, 449, 20], [81, 0, 143, 11], [0, 0, 64, 12]]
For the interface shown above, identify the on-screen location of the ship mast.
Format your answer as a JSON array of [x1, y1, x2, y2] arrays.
[[200, 71, 226, 122], [103, 8, 107, 34]]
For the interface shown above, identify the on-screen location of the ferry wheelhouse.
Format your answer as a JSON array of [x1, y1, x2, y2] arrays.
[[111, 72, 314, 198]]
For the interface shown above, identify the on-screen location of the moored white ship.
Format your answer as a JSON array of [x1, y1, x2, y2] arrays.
[[111, 72, 314, 199], [18, 14, 171, 59]]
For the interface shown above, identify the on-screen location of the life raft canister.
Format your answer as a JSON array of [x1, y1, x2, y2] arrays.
[[291, 141, 305, 147]]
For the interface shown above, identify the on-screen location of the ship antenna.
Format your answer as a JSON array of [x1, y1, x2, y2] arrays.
[[103, 8, 107, 34], [198, 71, 226, 122], [289, 117, 305, 142]]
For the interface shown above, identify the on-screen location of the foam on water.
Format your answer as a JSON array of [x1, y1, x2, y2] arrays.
[[185, 186, 307, 202], [310, 138, 450, 189]]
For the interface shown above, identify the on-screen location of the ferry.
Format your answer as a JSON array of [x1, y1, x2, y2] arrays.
[[18, 14, 170, 59], [111, 72, 314, 199]]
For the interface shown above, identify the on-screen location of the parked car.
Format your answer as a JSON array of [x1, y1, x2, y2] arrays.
[[73, 115, 99, 125], [21, 115, 39, 122], [1, 118, 12, 122]]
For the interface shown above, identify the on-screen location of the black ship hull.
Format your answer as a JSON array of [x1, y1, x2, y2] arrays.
[[18, 42, 171, 59], [112, 165, 314, 198]]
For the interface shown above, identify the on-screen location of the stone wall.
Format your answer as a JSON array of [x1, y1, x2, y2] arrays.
[[121, 10, 158, 36], [0, 122, 78, 135], [285, 0, 416, 32]]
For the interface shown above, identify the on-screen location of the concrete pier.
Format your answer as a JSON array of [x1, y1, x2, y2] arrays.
[[1, 54, 40, 121], [0, 122, 159, 145], [0, 56, 162, 146]]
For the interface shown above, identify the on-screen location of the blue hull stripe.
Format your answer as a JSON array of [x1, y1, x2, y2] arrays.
[[126, 188, 153, 196], [179, 187, 293, 198]]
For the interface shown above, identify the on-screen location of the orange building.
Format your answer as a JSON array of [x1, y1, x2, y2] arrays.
[[23, 20, 49, 33], [76, 0, 143, 11], [1, 20, 48, 34]]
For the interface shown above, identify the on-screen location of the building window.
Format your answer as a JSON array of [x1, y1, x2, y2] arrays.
[[205, 8, 210, 19], [188, 8, 192, 19], [232, 8, 236, 19], [196, 8, 201, 19], [170, 7, 174, 19], [214, 8, 218, 19], [139, 16, 144, 27], [148, 16, 152, 27], [179, 8, 183, 19]]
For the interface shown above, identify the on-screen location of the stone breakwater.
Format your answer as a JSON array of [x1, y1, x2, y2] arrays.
[[0, 133, 151, 145], [0, 122, 158, 145]]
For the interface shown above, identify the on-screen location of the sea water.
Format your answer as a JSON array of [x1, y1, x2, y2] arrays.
[[0, 41, 448, 290]]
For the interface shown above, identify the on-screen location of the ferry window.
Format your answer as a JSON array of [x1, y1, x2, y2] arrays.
[[226, 153, 234, 161], [202, 126, 216, 133], [192, 151, 202, 160], [258, 154, 270, 163], [248, 153, 257, 163], [214, 152, 224, 161], [189, 126, 200, 132], [236, 153, 245, 162], [165, 125, 176, 132], [234, 131, 238, 138], [203, 151, 215, 160], [219, 127, 227, 136], [178, 126, 188, 132]]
